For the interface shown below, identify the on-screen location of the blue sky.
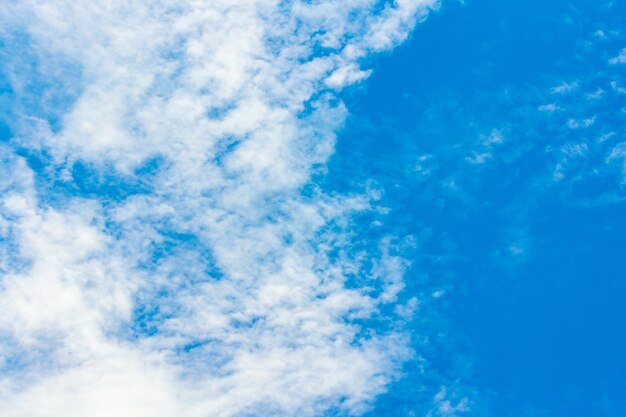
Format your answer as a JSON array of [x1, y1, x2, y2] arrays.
[[333, 1, 626, 415], [1, 1, 625, 416]]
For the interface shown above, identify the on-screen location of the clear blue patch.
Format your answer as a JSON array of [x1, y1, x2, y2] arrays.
[[325, 0, 626, 415]]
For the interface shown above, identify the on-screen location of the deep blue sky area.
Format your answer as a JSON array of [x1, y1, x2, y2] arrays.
[[328, 0, 626, 415]]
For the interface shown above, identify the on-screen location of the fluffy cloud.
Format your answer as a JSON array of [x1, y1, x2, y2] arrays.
[[0, 1, 438, 416]]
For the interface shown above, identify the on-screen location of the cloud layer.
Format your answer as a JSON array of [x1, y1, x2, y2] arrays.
[[0, 1, 438, 416]]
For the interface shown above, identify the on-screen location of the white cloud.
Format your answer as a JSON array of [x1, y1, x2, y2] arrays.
[[610, 81, 626, 94], [567, 116, 596, 129], [0, 1, 438, 416], [586, 88, 605, 99], [481, 129, 504, 146], [464, 129, 503, 165], [551, 81, 579, 94], [609, 47, 626, 64], [325, 64, 372, 89], [465, 152, 492, 165], [538, 103, 559, 112], [607, 142, 626, 183], [426, 386, 470, 417]]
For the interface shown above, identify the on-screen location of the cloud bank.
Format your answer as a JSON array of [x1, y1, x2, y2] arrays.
[[0, 1, 438, 416]]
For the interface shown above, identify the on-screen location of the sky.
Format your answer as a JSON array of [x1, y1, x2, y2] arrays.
[[0, 1, 625, 416]]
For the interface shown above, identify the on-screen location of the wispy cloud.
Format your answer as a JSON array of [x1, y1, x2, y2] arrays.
[[551, 81, 579, 94], [0, 1, 439, 416], [609, 47, 626, 64]]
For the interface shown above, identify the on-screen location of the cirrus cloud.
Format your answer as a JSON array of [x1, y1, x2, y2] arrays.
[[0, 1, 439, 416]]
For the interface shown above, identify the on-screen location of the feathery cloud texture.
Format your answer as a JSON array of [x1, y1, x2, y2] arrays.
[[0, 1, 439, 416]]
